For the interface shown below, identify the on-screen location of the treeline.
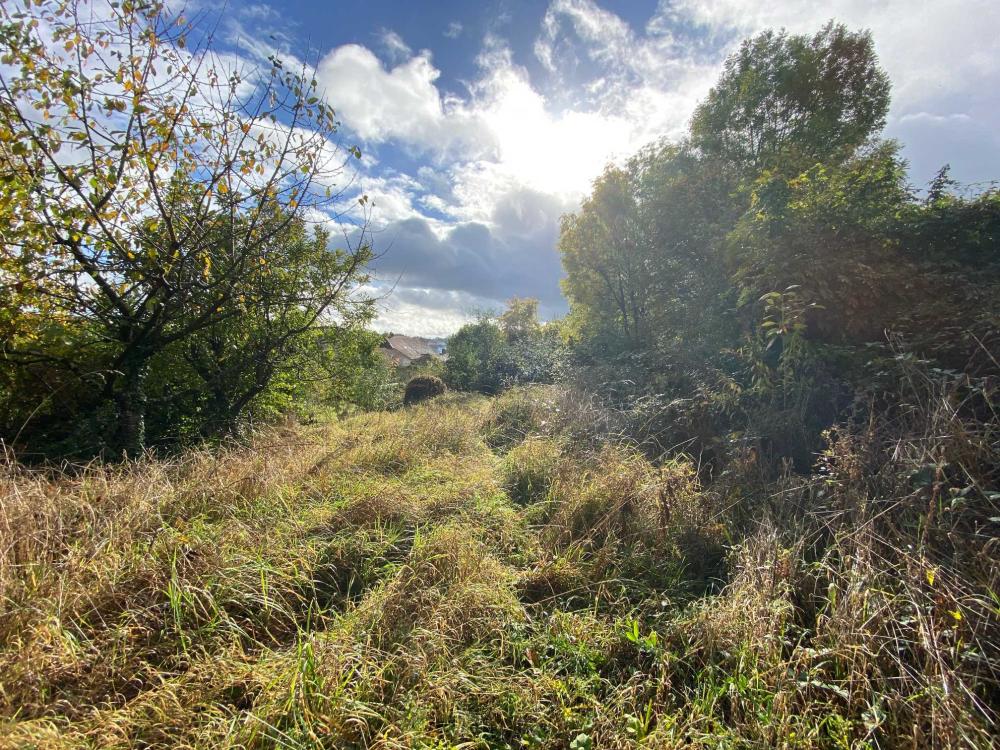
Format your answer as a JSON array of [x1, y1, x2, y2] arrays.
[[449, 22, 1000, 473], [0, 0, 389, 457]]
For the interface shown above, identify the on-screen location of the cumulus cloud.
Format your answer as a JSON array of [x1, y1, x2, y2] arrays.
[[369, 287, 487, 338], [444, 21, 463, 39], [368, 187, 569, 311], [661, 0, 1000, 107], [315, 45, 490, 156]]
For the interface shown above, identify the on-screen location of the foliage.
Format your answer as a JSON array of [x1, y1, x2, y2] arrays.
[[0, 0, 374, 456], [559, 21, 1000, 473], [691, 22, 891, 175], [444, 298, 563, 394], [559, 167, 650, 352]]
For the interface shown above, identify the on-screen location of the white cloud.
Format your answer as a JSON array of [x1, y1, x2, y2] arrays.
[[444, 21, 463, 39], [239, 3, 278, 21], [536, 0, 634, 74], [377, 28, 412, 63], [370, 287, 481, 337], [898, 112, 973, 126], [316, 44, 491, 157], [659, 0, 1000, 119]]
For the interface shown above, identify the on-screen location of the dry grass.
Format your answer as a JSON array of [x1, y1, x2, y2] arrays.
[[1, 385, 997, 748]]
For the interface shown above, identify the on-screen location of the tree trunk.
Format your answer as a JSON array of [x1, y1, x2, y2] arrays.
[[114, 358, 149, 457], [199, 381, 237, 439]]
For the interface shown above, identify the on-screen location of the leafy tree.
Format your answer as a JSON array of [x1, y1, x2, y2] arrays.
[[176, 215, 371, 436], [560, 166, 649, 351], [562, 22, 896, 368], [499, 297, 541, 340], [444, 317, 507, 394], [445, 299, 562, 394], [691, 22, 890, 175], [631, 143, 741, 358], [145, 321, 390, 443], [0, 0, 370, 454]]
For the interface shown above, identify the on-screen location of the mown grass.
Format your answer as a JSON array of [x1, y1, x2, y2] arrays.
[[1, 387, 997, 748]]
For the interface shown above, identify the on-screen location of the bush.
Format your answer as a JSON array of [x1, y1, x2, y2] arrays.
[[403, 375, 447, 406], [444, 300, 563, 395]]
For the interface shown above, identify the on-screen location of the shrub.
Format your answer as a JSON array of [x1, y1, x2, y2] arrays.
[[444, 301, 563, 395], [403, 375, 447, 406]]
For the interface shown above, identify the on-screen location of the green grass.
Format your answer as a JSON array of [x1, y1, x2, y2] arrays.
[[1, 388, 996, 748]]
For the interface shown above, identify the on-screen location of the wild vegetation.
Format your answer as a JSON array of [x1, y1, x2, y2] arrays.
[[2, 386, 997, 748], [443, 298, 564, 395], [1, 2, 999, 748]]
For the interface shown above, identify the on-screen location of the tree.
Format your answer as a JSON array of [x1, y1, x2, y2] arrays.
[[0, 0, 370, 454], [176, 215, 372, 436], [560, 166, 649, 350], [444, 299, 561, 394], [727, 142, 912, 344], [630, 143, 740, 358], [691, 23, 890, 175], [499, 297, 540, 340], [561, 22, 894, 363], [444, 317, 507, 394]]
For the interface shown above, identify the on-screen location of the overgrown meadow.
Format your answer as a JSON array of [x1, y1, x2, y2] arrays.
[[2, 2, 999, 748], [2, 384, 997, 748]]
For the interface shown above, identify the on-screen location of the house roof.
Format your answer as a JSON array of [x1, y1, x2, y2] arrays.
[[386, 335, 442, 359], [378, 347, 412, 367]]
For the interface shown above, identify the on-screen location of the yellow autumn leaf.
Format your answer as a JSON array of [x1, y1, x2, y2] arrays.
[[925, 568, 935, 587]]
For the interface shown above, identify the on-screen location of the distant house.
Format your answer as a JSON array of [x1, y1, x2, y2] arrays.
[[378, 335, 448, 368]]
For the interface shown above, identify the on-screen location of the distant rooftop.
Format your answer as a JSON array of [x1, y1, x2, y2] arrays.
[[379, 335, 447, 367]]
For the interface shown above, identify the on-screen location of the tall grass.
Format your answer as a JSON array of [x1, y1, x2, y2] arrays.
[[1, 387, 996, 748]]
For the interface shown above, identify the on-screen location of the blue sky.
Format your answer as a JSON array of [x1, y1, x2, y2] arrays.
[[220, 0, 1000, 336]]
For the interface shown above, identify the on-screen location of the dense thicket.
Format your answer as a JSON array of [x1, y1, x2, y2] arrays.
[[560, 23, 1000, 469], [444, 297, 563, 394], [550, 25, 1000, 744]]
